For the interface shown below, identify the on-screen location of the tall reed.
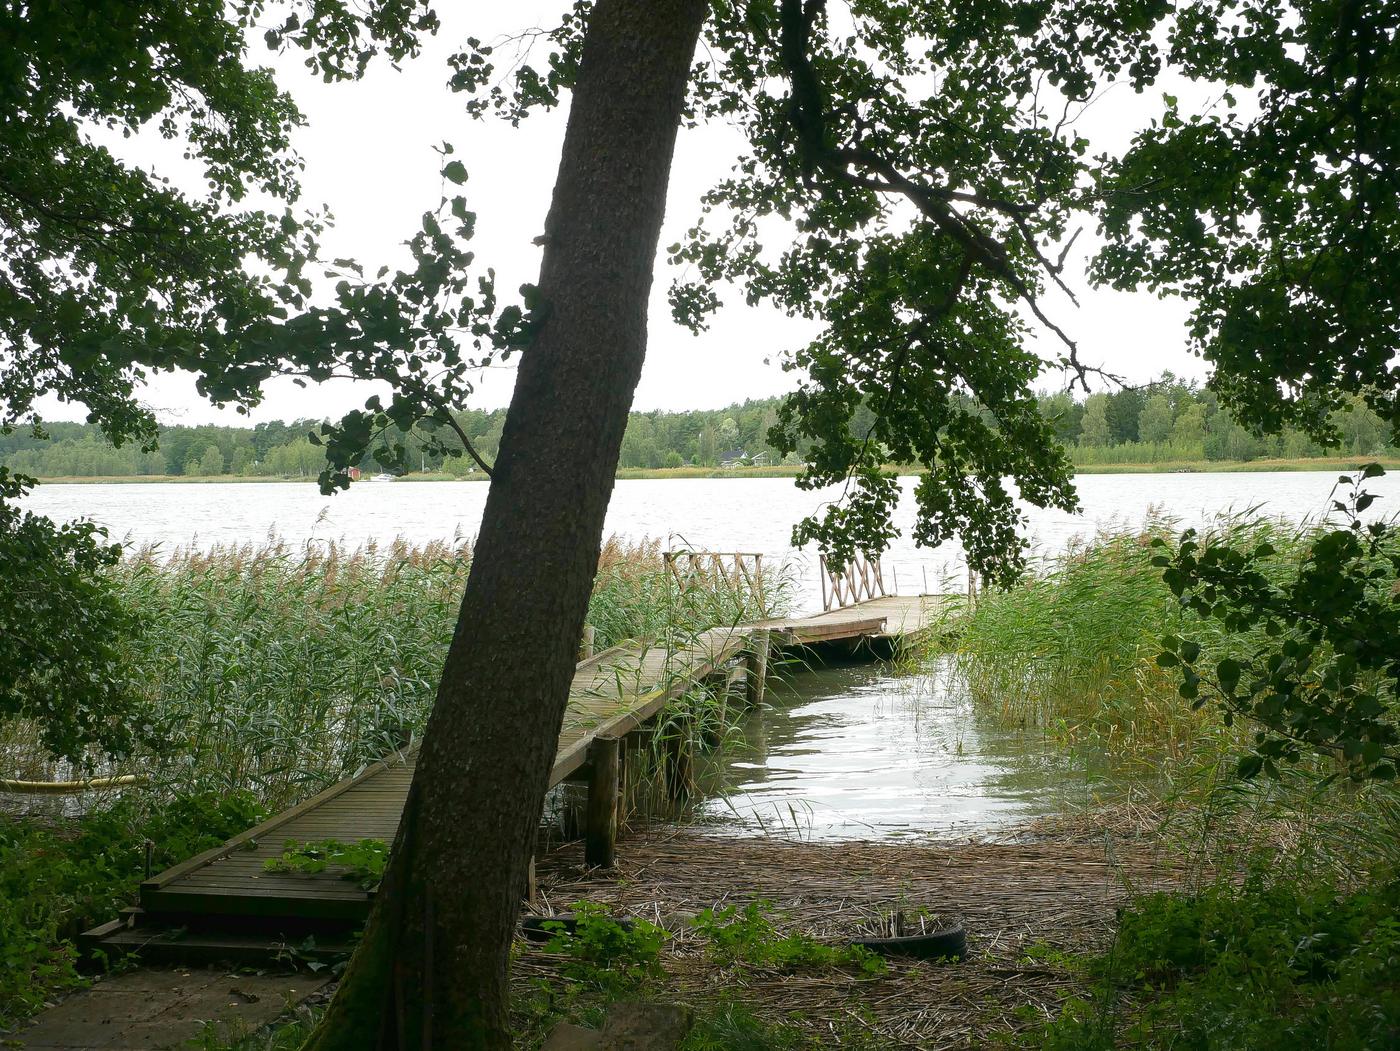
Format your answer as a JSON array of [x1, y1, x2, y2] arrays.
[[2, 536, 790, 813], [943, 514, 1307, 777]]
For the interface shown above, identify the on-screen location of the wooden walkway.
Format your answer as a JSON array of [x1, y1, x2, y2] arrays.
[[85, 594, 949, 958]]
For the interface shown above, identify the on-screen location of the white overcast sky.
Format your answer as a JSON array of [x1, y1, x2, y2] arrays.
[[63, 3, 1207, 427]]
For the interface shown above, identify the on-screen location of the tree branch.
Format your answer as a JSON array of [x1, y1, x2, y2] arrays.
[[423, 388, 495, 478]]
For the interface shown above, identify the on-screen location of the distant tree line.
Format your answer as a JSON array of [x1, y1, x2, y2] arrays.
[[1039, 375, 1394, 465], [2, 378, 1393, 480]]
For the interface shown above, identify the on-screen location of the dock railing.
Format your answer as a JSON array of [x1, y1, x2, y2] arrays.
[[663, 550, 767, 620], [819, 552, 887, 612]]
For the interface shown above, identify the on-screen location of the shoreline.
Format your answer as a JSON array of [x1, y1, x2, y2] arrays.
[[16, 455, 1399, 485]]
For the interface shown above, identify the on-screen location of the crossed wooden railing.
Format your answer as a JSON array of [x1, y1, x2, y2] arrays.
[[663, 550, 767, 618], [819, 551, 887, 612]]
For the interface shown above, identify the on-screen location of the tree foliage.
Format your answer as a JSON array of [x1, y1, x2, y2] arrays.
[[0, 0, 438, 447], [1093, 0, 1400, 443], [0, 1, 438, 760], [0, 469, 139, 764], [1155, 465, 1399, 781]]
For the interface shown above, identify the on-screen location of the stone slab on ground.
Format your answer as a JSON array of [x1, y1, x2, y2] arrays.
[[4, 968, 327, 1050]]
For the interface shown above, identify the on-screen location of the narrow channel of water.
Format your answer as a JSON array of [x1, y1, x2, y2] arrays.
[[684, 654, 1121, 840]]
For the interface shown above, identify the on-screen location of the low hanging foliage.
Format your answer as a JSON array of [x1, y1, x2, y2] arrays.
[[1154, 465, 1399, 782]]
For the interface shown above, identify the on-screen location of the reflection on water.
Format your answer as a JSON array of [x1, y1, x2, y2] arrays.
[[688, 654, 1117, 840]]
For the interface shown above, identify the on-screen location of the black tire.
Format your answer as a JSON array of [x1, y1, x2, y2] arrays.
[[851, 923, 967, 961]]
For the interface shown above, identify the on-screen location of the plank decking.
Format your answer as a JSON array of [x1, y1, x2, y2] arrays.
[[87, 594, 949, 955]]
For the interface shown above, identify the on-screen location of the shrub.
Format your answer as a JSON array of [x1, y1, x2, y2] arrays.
[[0, 791, 267, 1025]]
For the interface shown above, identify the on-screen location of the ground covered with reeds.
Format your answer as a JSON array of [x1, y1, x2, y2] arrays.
[[508, 830, 1191, 1049]]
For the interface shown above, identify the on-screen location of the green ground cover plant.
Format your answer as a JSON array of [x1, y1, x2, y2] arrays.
[[1022, 863, 1400, 1050], [264, 839, 389, 890], [691, 901, 886, 976], [0, 791, 266, 1026], [538, 901, 669, 994]]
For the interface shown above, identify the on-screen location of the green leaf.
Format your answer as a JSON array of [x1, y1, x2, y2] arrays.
[[1216, 658, 1241, 693], [443, 160, 468, 185]]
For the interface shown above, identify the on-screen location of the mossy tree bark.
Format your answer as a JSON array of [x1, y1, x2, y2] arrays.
[[302, 1, 709, 1046]]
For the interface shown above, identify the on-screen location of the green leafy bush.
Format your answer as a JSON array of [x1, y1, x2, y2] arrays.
[[539, 901, 668, 994], [1025, 868, 1400, 1050], [0, 467, 143, 764], [691, 901, 885, 975], [0, 791, 266, 1025]]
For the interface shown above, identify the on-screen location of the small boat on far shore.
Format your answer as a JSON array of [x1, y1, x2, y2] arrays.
[[369, 473, 397, 482]]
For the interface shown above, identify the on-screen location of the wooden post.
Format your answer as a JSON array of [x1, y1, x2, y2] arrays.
[[745, 628, 770, 709], [580, 623, 596, 661], [585, 735, 620, 868], [525, 855, 537, 907], [665, 719, 694, 801]]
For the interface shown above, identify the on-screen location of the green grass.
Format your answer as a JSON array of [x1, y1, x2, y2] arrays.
[[942, 513, 1400, 1048], [0, 537, 789, 1028], [941, 516, 1327, 783], [2, 536, 788, 811]]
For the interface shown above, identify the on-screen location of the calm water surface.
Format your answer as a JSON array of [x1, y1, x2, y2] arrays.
[[685, 656, 1114, 841]]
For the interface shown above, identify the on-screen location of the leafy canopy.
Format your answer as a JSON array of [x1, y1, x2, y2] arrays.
[[0, 0, 438, 447], [0, 1, 437, 757]]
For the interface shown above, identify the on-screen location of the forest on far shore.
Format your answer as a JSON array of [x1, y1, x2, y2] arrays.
[[3, 375, 1395, 479]]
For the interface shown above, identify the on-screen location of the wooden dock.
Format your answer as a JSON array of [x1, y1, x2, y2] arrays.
[[85, 593, 950, 961]]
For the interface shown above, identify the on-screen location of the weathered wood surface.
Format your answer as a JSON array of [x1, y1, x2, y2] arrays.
[[126, 594, 952, 927]]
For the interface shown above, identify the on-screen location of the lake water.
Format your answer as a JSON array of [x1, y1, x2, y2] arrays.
[[685, 655, 1110, 840], [23, 470, 1398, 614]]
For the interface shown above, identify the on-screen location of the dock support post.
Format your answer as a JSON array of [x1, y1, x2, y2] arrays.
[[585, 735, 620, 868], [665, 719, 694, 801], [745, 628, 770, 708], [580, 623, 596, 661]]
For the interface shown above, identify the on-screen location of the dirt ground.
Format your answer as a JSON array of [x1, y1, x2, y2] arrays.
[[4, 969, 326, 1051]]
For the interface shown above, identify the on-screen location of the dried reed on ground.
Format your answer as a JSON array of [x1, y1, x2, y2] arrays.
[[519, 830, 1191, 1049]]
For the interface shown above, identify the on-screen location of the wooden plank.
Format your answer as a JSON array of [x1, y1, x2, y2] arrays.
[[142, 888, 370, 922], [141, 751, 413, 895], [584, 735, 620, 868]]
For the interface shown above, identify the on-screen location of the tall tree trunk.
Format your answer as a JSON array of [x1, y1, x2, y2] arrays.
[[304, 1, 708, 1047]]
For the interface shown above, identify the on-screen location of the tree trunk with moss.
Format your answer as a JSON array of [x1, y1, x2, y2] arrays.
[[302, 1, 708, 1046]]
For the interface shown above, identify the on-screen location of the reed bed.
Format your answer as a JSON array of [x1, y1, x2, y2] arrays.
[[941, 515, 1316, 781], [517, 830, 1191, 1049], [940, 512, 1400, 893], [3, 536, 792, 814]]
